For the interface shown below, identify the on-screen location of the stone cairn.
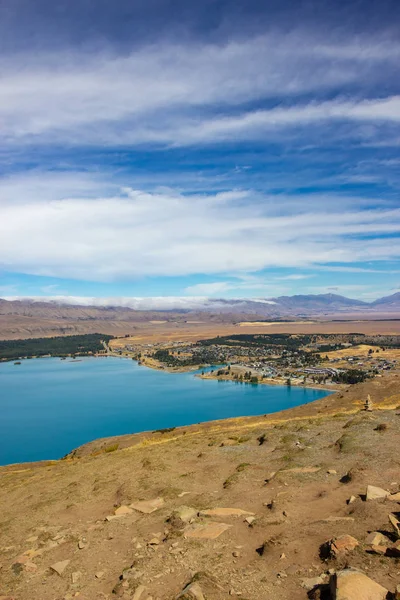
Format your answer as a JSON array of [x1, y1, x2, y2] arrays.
[[364, 394, 373, 411]]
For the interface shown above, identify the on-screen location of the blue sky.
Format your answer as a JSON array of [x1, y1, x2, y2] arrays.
[[0, 0, 399, 307]]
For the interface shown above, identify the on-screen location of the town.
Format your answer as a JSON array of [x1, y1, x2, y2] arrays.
[[109, 332, 400, 388]]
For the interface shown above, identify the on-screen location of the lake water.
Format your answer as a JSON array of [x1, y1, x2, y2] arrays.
[[0, 357, 330, 465]]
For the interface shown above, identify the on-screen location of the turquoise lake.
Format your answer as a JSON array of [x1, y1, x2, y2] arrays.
[[0, 357, 330, 465]]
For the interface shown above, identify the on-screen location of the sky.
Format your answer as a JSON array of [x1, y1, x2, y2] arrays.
[[0, 0, 400, 307]]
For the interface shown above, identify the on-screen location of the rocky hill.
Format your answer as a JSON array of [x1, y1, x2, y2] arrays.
[[1, 375, 399, 600]]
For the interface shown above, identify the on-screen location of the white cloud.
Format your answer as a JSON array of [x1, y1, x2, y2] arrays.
[[0, 31, 399, 147], [0, 171, 399, 282]]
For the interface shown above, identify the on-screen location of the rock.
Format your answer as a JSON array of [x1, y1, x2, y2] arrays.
[[301, 575, 327, 591], [282, 466, 321, 473], [366, 485, 390, 501], [389, 513, 400, 538], [71, 571, 82, 584], [26, 536, 38, 543], [132, 586, 146, 600], [347, 496, 357, 505], [24, 561, 37, 573], [130, 497, 165, 514], [95, 571, 104, 579], [115, 505, 133, 516], [172, 506, 198, 522], [326, 535, 359, 558], [78, 540, 85, 549], [176, 582, 205, 600], [184, 522, 231, 539], [199, 508, 254, 518], [264, 471, 276, 483], [148, 538, 160, 545], [395, 584, 400, 600], [367, 545, 387, 555], [327, 470, 337, 475], [388, 492, 400, 502], [245, 516, 256, 526], [50, 559, 70, 576], [178, 491, 191, 497], [232, 551, 240, 557], [319, 516, 355, 523], [365, 532, 390, 546], [220, 439, 237, 447], [331, 568, 388, 600]]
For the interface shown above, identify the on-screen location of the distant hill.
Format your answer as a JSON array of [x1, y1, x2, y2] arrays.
[[0, 293, 399, 339]]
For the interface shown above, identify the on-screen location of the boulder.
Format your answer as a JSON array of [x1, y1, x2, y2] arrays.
[[366, 485, 390, 501], [331, 568, 388, 600]]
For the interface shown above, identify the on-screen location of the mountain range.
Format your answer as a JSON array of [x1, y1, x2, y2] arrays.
[[0, 292, 399, 340]]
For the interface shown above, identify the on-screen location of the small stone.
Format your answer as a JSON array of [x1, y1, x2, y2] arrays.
[[78, 540, 85, 549], [172, 506, 198, 522], [232, 551, 240, 557], [50, 560, 70, 576], [365, 532, 390, 546], [301, 575, 327, 591], [184, 522, 231, 539], [280, 553, 286, 559], [148, 538, 160, 545], [389, 513, 400, 538], [327, 469, 337, 475], [331, 568, 388, 600], [199, 508, 254, 518], [130, 497, 165, 514], [366, 485, 390, 501], [325, 535, 359, 558], [347, 495, 357, 505], [245, 516, 256, 526], [264, 472, 276, 483], [367, 544, 387, 555], [132, 586, 146, 600], [72, 571, 82, 584], [114, 505, 133, 516], [95, 571, 104, 579], [176, 581, 205, 599]]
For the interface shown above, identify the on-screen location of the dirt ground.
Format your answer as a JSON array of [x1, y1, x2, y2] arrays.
[[1, 371, 399, 600]]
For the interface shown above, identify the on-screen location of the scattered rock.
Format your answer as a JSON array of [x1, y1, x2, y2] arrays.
[[130, 497, 165, 514], [301, 575, 328, 591], [331, 568, 388, 600], [322, 535, 358, 559], [71, 571, 82, 584], [172, 506, 198, 522], [388, 492, 400, 502], [366, 485, 390, 501], [389, 513, 400, 538], [50, 559, 70, 576], [115, 505, 133, 516], [365, 532, 390, 546], [282, 466, 321, 474], [132, 586, 146, 600], [184, 522, 231, 539], [176, 581, 205, 600], [199, 508, 254, 518]]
